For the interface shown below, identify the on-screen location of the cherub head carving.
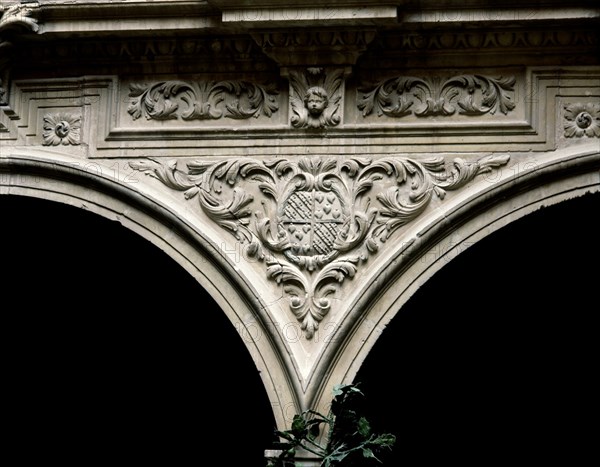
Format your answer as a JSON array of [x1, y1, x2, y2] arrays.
[[289, 68, 343, 129], [304, 86, 329, 117]]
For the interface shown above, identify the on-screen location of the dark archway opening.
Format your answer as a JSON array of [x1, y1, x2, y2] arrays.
[[356, 192, 599, 465], [1, 195, 276, 465]]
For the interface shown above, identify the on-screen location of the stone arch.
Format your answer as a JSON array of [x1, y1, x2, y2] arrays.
[[1, 194, 280, 465], [0, 150, 299, 431], [311, 143, 600, 411], [352, 189, 599, 465]]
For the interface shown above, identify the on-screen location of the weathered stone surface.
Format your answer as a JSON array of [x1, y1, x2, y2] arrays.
[[1, 2, 599, 456]]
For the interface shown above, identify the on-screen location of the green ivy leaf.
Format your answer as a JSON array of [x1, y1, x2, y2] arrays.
[[269, 383, 396, 467], [372, 433, 397, 447], [291, 414, 307, 434], [362, 447, 375, 459], [357, 417, 371, 437]]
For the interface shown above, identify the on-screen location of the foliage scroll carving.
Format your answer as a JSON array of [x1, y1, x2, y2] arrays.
[[358, 74, 516, 118], [128, 80, 279, 121], [130, 154, 509, 339]]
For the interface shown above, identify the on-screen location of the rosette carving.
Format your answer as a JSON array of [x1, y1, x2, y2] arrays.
[[42, 113, 81, 146], [358, 75, 516, 118], [127, 80, 279, 121], [130, 154, 509, 339], [563, 103, 600, 138]]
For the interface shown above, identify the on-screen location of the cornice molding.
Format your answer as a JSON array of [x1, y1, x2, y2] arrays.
[[0, 1, 594, 38], [17, 1, 220, 37], [220, 6, 397, 28]]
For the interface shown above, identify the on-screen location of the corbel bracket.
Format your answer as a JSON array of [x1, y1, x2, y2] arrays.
[[251, 29, 377, 68]]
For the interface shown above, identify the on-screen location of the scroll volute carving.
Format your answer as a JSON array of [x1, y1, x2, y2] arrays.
[[127, 80, 279, 122], [358, 74, 516, 119], [0, 2, 40, 105]]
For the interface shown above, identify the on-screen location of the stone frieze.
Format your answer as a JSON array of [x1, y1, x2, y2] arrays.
[[376, 30, 599, 53]]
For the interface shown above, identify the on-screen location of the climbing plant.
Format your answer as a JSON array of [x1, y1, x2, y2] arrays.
[[270, 383, 396, 467]]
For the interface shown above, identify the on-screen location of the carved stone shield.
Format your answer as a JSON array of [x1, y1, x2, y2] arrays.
[[280, 190, 345, 257]]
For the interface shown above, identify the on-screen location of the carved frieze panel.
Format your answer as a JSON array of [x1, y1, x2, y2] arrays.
[[2, 69, 598, 153], [130, 153, 509, 339], [127, 80, 279, 122], [357, 74, 516, 119], [363, 29, 600, 69], [12, 36, 275, 76]]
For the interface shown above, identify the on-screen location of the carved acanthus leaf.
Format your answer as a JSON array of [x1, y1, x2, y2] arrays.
[[130, 154, 510, 339], [127, 80, 279, 121], [358, 74, 516, 118], [437, 154, 512, 191]]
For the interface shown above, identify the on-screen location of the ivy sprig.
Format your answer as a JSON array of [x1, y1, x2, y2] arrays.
[[271, 383, 396, 467]]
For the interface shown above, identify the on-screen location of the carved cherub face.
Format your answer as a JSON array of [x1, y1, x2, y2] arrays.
[[304, 86, 328, 116]]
